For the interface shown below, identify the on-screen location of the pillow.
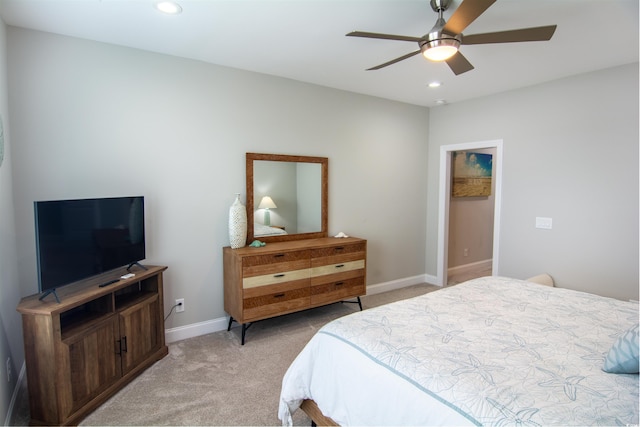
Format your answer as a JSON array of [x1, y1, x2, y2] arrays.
[[603, 323, 639, 374], [526, 273, 554, 287]]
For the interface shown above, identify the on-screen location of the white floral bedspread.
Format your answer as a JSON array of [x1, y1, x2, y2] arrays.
[[279, 277, 639, 426]]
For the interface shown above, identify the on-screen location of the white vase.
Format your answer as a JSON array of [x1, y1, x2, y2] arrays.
[[229, 194, 247, 249]]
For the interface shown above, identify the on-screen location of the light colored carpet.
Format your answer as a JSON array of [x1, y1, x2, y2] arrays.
[[13, 283, 440, 426]]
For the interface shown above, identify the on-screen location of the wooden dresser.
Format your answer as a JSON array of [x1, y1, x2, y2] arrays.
[[223, 237, 366, 344]]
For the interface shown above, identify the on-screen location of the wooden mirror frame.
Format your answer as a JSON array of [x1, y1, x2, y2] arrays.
[[246, 153, 328, 244]]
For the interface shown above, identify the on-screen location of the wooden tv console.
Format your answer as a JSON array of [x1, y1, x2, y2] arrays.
[[224, 237, 366, 344], [16, 265, 168, 426]]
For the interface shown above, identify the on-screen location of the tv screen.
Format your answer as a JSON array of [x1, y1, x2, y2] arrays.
[[34, 196, 145, 294]]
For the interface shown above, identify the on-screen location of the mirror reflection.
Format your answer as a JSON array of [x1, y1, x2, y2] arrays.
[[246, 153, 328, 244], [253, 160, 322, 237]]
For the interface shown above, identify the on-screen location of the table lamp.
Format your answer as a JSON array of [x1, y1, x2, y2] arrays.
[[258, 196, 277, 226]]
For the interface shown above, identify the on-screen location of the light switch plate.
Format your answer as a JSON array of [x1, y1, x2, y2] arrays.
[[535, 217, 553, 229]]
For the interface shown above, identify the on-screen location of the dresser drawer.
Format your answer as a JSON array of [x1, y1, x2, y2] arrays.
[[243, 250, 311, 268], [243, 267, 310, 289], [310, 265, 364, 285], [311, 259, 365, 279], [311, 243, 366, 271], [243, 251, 311, 279], [243, 281, 310, 321], [310, 277, 365, 306], [311, 242, 365, 259]]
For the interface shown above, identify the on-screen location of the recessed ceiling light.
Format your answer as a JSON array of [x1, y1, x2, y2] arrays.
[[435, 99, 447, 105], [428, 81, 442, 88], [155, 1, 182, 15]]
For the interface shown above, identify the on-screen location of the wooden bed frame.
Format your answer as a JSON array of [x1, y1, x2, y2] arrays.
[[300, 400, 339, 426]]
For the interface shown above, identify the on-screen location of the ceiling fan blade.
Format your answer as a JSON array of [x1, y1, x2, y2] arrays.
[[462, 25, 557, 45], [367, 50, 421, 70], [445, 51, 474, 75], [346, 31, 422, 43], [443, 0, 496, 35]]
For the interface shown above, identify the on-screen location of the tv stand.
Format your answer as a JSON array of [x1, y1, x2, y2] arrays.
[[127, 261, 148, 272], [17, 265, 168, 425], [38, 287, 60, 304]]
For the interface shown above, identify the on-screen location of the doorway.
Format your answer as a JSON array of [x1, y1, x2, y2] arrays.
[[436, 140, 503, 286]]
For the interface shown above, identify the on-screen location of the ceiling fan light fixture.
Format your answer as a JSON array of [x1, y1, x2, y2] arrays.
[[422, 38, 460, 61]]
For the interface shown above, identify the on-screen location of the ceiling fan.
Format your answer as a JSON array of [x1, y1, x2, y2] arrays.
[[346, 0, 557, 75]]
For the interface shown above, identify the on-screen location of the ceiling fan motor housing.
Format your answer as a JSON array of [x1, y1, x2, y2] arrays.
[[420, 16, 461, 56]]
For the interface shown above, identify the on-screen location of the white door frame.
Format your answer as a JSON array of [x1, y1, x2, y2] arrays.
[[436, 139, 503, 286]]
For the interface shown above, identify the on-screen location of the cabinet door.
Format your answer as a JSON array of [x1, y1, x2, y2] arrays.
[[119, 294, 161, 375], [61, 315, 121, 416]]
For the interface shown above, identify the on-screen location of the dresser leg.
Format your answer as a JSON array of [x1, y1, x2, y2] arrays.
[[241, 323, 248, 345], [228, 317, 252, 345], [341, 296, 363, 311]]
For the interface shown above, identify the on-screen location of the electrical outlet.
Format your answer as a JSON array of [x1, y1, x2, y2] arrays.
[[6, 357, 12, 383], [175, 298, 185, 313], [463, 248, 469, 257]]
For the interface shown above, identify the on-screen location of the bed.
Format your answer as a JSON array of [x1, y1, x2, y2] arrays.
[[254, 223, 288, 237], [279, 276, 639, 426]]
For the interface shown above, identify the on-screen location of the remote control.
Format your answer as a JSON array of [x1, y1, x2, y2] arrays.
[[120, 273, 135, 279], [99, 279, 119, 288]]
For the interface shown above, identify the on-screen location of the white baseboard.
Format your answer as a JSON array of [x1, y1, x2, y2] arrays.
[[365, 274, 438, 295], [448, 259, 492, 275], [165, 316, 229, 344], [164, 274, 438, 344], [425, 274, 438, 285], [5, 362, 26, 426]]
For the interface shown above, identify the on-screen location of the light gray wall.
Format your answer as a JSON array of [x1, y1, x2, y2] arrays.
[[6, 27, 429, 355], [0, 18, 21, 423], [427, 63, 639, 301]]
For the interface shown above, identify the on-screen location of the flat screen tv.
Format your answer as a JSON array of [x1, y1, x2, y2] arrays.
[[34, 196, 146, 302]]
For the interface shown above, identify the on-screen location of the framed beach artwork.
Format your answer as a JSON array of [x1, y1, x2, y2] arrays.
[[452, 151, 492, 197]]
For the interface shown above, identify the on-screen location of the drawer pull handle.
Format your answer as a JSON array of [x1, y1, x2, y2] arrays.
[[335, 264, 345, 268], [274, 293, 285, 298], [335, 247, 345, 251], [335, 282, 344, 287], [274, 274, 285, 278], [274, 254, 285, 258]]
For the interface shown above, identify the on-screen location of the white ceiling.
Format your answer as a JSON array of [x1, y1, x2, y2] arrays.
[[1, 0, 638, 107]]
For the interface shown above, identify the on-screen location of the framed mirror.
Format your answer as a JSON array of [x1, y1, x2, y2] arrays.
[[246, 153, 328, 244]]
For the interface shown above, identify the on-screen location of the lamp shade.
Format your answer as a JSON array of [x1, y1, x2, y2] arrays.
[[258, 196, 277, 210]]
